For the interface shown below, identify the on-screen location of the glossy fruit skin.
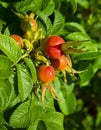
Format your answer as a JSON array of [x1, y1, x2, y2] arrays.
[[11, 34, 24, 48], [54, 55, 67, 70], [38, 65, 55, 83], [44, 35, 65, 59]]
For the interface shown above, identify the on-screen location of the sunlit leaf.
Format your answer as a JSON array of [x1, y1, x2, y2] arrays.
[[0, 34, 22, 63], [14, 0, 42, 13], [65, 22, 86, 33], [0, 55, 12, 79], [36, 120, 46, 130], [0, 79, 12, 112], [41, 0, 55, 16], [0, 124, 7, 130], [70, 0, 77, 13], [42, 111, 64, 130], [9, 100, 44, 128], [66, 32, 99, 52], [79, 64, 94, 87], [7, 74, 21, 108], [53, 77, 77, 115], [77, 0, 89, 9], [27, 122, 39, 130], [52, 10, 65, 35], [37, 11, 52, 35], [17, 64, 33, 101], [0, 1, 9, 8], [28, 111, 64, 130], [66, 32, 90, 41], [72, 52, 101, 61], [93, 58, 101, 73], [53, 0, 61, 9], [24, 57, 37, 84]]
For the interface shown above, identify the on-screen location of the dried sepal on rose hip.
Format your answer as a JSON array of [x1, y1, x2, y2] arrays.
[[64, 55, 85, 80], [51, 54, 80, 82], [11, 34, 24, 48], [44, 35, 65, 59], [38, 65, 58, 103], [66, 57, 85, 78]]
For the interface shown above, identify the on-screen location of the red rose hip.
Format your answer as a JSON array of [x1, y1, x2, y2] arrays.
[[54, 55, 67, 70], [11, 34, 24, 48], [44, 35, 65, 59], [38, 65, 55, 83]]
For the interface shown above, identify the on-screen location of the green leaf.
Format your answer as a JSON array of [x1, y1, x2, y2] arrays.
[[65, 22, 86, 33], [7, 74, 21, 108], [24, 57, 37, 84], [28, 120, 47, 130], [0, 79, 12, 112], [37, 11, 52, 35], [0, 55, 12, 79], [0, 112, 7, 129], [9, 100, 45, 128], [14, 0, 42, 13], [70, 0, 77, 13], [28, 110, 63, 130], [93, 58, 101, 73], [28, 108, 64, 130], [9, 96, 63, 129], [53, 77, 77, 115], [42, 111, 64, 130], [27, 92, 55, 130], [41, 0, 49, 10], [0, 34, 22, 63], [52, 10, 65, 35], [7, 76, 17, 108], [79, 64, 94, 87], [17, 64, 33, 101], [27, 122, 39, 130], [77, 0, 89, 9], [66, 32, 99, 52], [0, 124, 7, 130], [72, 52, 101, 61], [0, 112, 4, 124], [37, 120, 47, 130], [43, 91, 55, 110], [66, 32, 90, 41], [3, 27, 10, 36], [0, 1, 9, 8], [41, 0, 55, 16], [34, 91, 55, 111], [53, 0, 61, 9], [79, 58, 101, 87]]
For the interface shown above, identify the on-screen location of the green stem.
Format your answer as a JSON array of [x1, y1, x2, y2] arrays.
[[11, 53, 28, 68]]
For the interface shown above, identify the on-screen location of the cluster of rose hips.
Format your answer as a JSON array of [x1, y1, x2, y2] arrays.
[[10, 12, 77, 103], [44, 35, 72, 70]]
